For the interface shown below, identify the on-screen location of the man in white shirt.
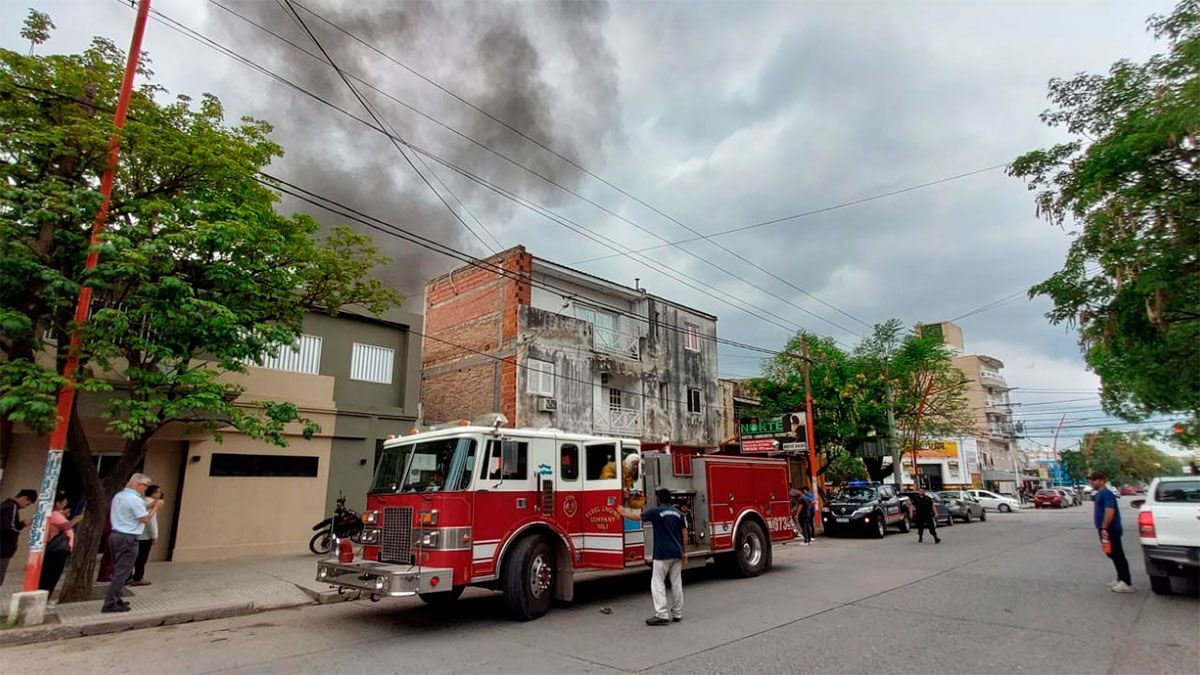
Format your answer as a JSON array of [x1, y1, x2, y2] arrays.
[[103, 474, 163, 613]]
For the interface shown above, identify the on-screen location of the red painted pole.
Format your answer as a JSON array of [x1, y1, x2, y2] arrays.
[[21, 0, 152, 593]]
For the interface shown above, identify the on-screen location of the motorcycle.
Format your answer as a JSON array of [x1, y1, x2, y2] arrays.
[[309, 494, 364, 555]]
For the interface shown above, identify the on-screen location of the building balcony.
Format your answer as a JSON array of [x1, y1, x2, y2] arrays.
[[595, 405, 642, 437], [979, 368, 1005, 385], [593, 327, 639, 359], [984, 396, 1009, 410]]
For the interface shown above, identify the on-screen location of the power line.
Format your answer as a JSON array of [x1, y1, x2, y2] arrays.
[[131, 2, 846, 345], [7, 79, 814, 365], [263, 0, 875, 334], [571, 164, 1009, 265], [200, 0, 864, 339]]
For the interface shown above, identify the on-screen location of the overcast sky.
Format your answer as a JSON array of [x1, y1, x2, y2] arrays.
[[3, 0, 1182, 451]]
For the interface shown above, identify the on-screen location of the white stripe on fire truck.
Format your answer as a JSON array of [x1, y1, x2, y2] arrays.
[[472, 542, 498, 561]]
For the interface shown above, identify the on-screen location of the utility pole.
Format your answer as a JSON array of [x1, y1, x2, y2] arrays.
[[801, 335, 819, 511], [21, 0, 153, 594]]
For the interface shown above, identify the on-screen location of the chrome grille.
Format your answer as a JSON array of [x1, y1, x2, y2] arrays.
[[381, 506, 414, 564]]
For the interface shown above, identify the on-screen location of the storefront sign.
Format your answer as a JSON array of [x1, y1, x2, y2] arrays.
[[781, 442, 807, 453], [740, 417, 784, 437], [741, 438, 779, 454]]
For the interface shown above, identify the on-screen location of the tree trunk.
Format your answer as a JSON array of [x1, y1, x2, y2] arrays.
[[863, 457, 889, 482], [58, 405, 104, 603]]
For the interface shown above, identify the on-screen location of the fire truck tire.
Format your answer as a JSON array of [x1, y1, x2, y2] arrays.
[[502, 535, 555, 621], [724, 520, 770, 578], [418, 585, 465, 607]]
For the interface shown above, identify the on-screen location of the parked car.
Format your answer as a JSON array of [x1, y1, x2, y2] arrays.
[[1034, 489, 1064, 508], [822, 482, 911, 538], [938, 490, 987, 522], [1135, 476, 1200, 595], [1051, 485, 1082, 505], [968, 489, 1021, 513], [899, 490, 954, 527], [1118, 485, 1138, 496], [1051, 488, 1077, 506], [1081, 485, 1096, 500]]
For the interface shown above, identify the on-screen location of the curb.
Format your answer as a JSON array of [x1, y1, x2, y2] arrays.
[[1, 600, 271, 648]]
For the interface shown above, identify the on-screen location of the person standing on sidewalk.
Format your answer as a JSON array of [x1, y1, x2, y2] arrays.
[[103, 474, 163, 613], [798, 486, 816, 544], [130, 485, 163, 587], [622, 487, 688, 626], [39, 491, 82, 594], [1089, 471, 1134, 593], [911, 486, 941, 544], [1, 488, 38, 586]]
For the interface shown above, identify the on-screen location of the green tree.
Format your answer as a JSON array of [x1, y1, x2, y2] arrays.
[[1059, 449, 1088, 484], [0, 17, 399, 601], [750, 321, 971, 483], [1010, 0, 1200, 436], [1083, 429, 1183, 483], [824, 450, 869, 486]]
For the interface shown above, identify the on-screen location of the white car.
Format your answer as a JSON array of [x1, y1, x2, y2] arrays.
[[1135, 476, 1200, 595], [968, 489, 1021, 513]]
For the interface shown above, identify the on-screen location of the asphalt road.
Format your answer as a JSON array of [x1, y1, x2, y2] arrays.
[[5, 507, 1197, 674]]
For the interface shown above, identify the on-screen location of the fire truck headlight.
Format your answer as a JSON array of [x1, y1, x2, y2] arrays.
[[420, 531, 439, 548], [360, 528, 381, 545]]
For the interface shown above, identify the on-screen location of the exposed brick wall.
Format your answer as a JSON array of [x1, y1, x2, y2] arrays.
[[421, 246, 531, 425], [422, 364, 496, 423]]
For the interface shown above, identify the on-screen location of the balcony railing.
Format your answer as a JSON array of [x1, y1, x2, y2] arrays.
[[593, 327, 639, 359], [985, 397, 1009, 409], [979, 368, 1005, 383], [595, 406, 642, 437]]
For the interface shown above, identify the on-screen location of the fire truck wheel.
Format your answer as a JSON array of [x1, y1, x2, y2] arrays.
[[503, 535, 555, 621], [724, 520, 769, 578], [418, 585, 465, 607]]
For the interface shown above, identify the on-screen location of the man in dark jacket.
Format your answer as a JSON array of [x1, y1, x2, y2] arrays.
[[1, 489, 38, 585], [911, 486, 941, 544]]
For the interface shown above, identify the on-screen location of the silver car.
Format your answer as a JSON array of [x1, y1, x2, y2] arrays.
[[937, 490, 987, 523]]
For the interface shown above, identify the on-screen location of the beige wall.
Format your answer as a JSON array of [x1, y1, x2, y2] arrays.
[[169, 432, 332, 561]]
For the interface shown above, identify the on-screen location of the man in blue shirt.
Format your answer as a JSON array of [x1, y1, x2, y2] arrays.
[[1089, 471, 1133, 593], [104, 473, 164, 613], [623, 487, 688, 625]]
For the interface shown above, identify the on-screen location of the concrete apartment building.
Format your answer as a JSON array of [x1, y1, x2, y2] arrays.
[[0, 307, 421, 565], [421, 246, 721, 456], [918, 321, 1031, 493]]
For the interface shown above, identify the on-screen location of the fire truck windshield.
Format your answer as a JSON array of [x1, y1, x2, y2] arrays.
[[370, 436, 478, 494]]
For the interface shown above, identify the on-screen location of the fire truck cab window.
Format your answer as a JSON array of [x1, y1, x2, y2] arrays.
[[560, 444, 579, 481], [586, 443, 619, 481], [370, 436, 476, 494], [484, 440, 528, 481]]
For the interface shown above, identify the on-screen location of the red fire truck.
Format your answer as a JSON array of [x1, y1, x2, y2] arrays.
[[316, 419, 795, 620]]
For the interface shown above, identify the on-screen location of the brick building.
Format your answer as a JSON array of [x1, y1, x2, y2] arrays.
[[421, 246, 721, 454]]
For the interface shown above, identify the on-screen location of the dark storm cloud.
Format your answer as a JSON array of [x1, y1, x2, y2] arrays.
[[206, 0, 622, 298]]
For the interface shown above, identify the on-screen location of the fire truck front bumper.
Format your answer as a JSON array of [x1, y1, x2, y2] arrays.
[[316, 559, 454, 597]]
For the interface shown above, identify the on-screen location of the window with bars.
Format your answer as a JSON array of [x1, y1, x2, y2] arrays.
[[255, 334, 322, 375], [608, 387, 623, 410], [351, 343, 395, 384], [684, 322, 701, 352], [687, 388, 702, 414], [527, 358, 555, 397]]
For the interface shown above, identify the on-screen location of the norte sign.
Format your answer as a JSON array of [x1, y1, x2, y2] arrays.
[[740, 417, 784, 437]]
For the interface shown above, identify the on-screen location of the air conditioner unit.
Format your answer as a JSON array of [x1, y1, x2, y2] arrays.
[[538, 397, 558, 412]]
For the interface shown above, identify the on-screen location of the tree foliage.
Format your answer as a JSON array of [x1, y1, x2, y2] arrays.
[[1010, 0, 1200, 434], [0, 16, 400, 601], [1082, 429, 1183, 483], [1058, 449, 1089, 484], [750, 321, 972, 483]]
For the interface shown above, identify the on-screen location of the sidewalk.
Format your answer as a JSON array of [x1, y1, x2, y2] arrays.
[[1, 553, 339, 646]]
